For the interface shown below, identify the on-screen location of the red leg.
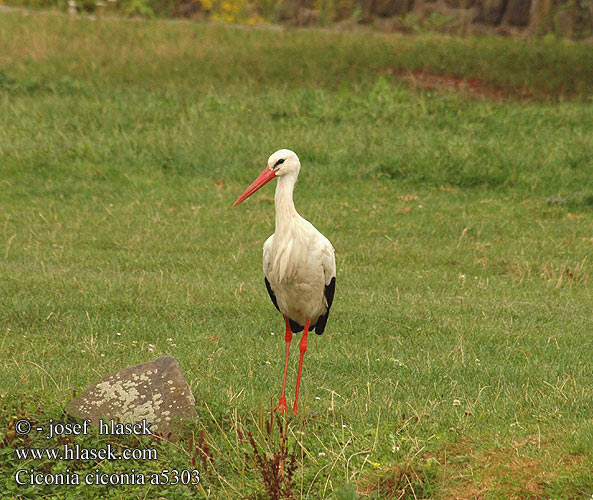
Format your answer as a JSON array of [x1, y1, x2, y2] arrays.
[[292, 318, 310, 415], [274, 317, 292, 413]]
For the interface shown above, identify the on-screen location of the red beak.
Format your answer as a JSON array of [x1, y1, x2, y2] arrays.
[[233, 167, 276, 207]]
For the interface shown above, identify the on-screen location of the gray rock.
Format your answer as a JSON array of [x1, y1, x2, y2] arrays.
[[67, 357, 197, 439]]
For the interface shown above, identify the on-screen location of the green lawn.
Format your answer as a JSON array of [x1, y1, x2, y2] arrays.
[[1, 11, 593, 499]]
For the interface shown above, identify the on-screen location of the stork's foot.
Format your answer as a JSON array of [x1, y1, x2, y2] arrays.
[[291, 403, 298, 415], [275, 397, 288, 413]]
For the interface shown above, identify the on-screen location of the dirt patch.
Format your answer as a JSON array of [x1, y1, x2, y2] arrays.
[[444, 448, 547, 499], [389, 69, 536, 101], [359, 462, 438, 499], [438, 436, 588, 500], [358, 436, 590, 499]]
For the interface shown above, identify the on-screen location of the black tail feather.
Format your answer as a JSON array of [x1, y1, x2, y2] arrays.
[[288, 319, 304, 333]]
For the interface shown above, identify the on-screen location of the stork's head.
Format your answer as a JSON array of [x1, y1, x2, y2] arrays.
[[233, 149, 300, 207], [267, 149, 300, 178]]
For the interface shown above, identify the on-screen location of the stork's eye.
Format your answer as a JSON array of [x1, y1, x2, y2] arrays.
[[273, 158, 285, 169]]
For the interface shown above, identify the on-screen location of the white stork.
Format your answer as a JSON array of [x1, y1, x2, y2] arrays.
[[233, 149, 336, 414]]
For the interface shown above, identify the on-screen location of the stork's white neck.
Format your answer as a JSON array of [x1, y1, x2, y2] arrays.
[[274, 173, 299, 233]]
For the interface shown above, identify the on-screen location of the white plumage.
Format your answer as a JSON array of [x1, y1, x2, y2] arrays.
[[233, 149, 336, 413], [262, 150, 335, 329]]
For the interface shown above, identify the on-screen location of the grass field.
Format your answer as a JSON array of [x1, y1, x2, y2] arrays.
[[1, 10, 593, 499]]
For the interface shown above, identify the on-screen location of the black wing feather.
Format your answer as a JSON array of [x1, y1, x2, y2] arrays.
[[313, 277, 336, 335], [264, 277, 280, 312]]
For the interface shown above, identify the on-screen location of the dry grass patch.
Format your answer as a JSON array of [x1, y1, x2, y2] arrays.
[[439, 436, 590, 500], [395, 69, 513, 101]]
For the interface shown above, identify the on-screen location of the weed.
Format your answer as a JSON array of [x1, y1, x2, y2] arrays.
[[245, 412, 299, 500]]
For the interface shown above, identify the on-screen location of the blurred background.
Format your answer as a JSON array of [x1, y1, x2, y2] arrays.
[[2, 0, 592, 37]]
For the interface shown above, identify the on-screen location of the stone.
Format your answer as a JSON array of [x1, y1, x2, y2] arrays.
[[67, 357, 197, 440]]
